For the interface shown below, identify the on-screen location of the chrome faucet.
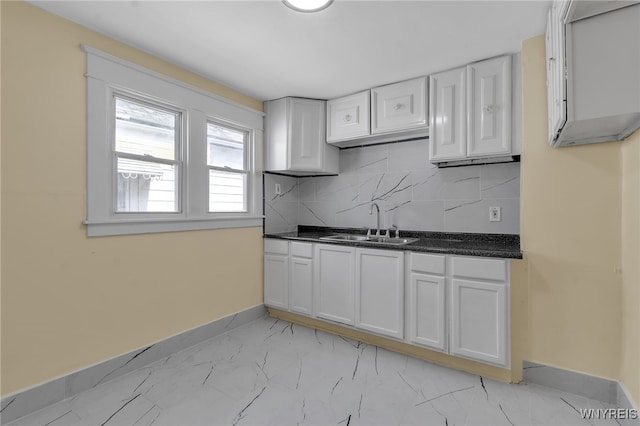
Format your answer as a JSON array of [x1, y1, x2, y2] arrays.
[[368, 202, 381, 236]]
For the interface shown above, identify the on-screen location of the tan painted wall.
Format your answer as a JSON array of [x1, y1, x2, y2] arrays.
[[521, 37, 624, 381], [1, 1, 263, 395], [620, 131, 640, 406]]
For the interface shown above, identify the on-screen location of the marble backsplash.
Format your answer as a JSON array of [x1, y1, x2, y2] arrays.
[[264, 139, 520, 235]]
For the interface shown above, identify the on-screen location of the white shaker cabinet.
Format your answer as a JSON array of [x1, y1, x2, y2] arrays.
[[429, 67, 467, 162], [265, 97, 338, 175], [289, 242, 313, 316], [371, 77, 427, 135], [314, 244, 356, 326], [326, 90, 370, 142], [429, 55, 513, 163], [355, 248, 404, 339], [449, 256, 509, 367], [406, 253, 447, 351], [467, 56, 512, 157], [264, 239, 289, 310]]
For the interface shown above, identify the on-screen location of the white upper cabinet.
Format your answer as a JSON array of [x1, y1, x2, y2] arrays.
[[265, 97, 338, 176], [467, 55, 512, 157], [326, 77, 429, 148], [327, 90, 370, 142], [546, 2, 640, 147], [429, 67, 467, 162], [429, 55, 515, 164], [371, 77, 428, 134]]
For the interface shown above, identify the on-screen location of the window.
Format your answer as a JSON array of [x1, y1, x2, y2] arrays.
[[207, 121, 248, 213], [115, 96, 181, 213], [84, 45, 264, 236]]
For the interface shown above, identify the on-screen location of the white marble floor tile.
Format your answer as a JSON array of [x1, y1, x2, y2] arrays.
[[6, 317, 628, 426]]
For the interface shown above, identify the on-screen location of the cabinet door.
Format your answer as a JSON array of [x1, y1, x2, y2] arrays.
[[546, 3, 567, 145], [290, 257, 313, 315], [467, 56, 512, 157], [314, 244, 356, 325], [407, 272, 446, 351], [327, 91, 370, 142], [371, 77, 427, 134], [429, 67, 467, 162], [355, 248, 404, 339], [264, 254, 289, 310], [289, 98, 326, 171], [450, 278, 508, 366]]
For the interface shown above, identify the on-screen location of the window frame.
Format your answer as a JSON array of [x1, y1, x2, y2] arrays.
[[84, 45, 264, 236]]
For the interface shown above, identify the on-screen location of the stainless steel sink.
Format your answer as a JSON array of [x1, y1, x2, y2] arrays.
[[319, 234, 418, 246]]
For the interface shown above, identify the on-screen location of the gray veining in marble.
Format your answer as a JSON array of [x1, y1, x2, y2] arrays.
[[264, 139, 521, 235], [0, 305, 266, 425], [6, 317, 633, 426]]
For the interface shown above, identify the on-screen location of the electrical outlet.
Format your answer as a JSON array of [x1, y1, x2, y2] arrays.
[[489, 206, 501, 222], [275, 183, 281, 195]]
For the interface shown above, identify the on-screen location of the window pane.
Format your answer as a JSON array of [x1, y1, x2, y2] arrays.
[[116, 157, 178, 212], [115, 97, 177, 160], [207, 122, 245, 170], [209, 170, 246, 212]]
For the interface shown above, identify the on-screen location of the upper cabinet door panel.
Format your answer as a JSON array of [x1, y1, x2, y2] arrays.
[[429, 67, 467, 162], [327, 91, 370, 142], [467, 55, 512, 157], [289, 98, 326, 171], [371, 77, 427, 134]]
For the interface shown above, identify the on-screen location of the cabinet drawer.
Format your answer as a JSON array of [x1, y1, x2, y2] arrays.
[[264, 239, 289, 255], [291, 242, 313, 258], [451, 256, 507, 282], [410, 253, 445, 275]]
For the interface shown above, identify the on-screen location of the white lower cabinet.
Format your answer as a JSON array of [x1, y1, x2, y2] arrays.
[[264, 240, 289, 310], [264, 239, 510, 368], [406, 253, 447, 351], [314, 244, 356, 326], [449, 256, 510, 367], [289, 242, 313, 315], [355, 248, 404, 339]]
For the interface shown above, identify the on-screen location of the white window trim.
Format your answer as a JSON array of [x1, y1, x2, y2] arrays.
[[83, 45, 264, 237]]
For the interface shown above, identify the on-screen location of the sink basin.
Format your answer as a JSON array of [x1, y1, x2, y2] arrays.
[[319, 234, 419, 246]]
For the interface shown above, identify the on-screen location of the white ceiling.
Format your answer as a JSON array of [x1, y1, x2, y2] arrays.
[[30, 0, 551, 102]]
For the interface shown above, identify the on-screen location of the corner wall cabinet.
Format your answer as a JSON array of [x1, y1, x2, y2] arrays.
[[263, 239, 511, 368], [429, 55, 513, 165], [264, 97, 339, 175]]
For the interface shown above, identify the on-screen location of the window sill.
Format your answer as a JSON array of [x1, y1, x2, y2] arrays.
[[84, 216, 264, 237]]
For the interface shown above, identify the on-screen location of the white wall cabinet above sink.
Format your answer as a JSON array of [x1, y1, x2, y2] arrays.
[[326, 90, 370, 142], [265, 97, 339, 176], [326, 77, 429, 148]]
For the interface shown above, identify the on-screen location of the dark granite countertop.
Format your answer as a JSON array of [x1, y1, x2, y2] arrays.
[[264, 226, 522, 259]]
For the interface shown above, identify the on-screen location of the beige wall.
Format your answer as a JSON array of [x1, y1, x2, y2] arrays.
[[522, 35, 639, 406], [1, 1, 263, 395], [620, 131, 640, 405]]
